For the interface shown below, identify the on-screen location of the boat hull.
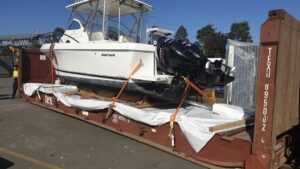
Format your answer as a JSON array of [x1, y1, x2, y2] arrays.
[[41, 42, 173, 83], [40, 42, 179, 100], [61, 74, 183, 101]]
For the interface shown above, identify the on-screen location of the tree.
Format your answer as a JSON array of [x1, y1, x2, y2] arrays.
[[196, 24, 215, 46], [175, 25, 188, 41], [228, 21, 252, 42], [54, 27, 65, 35], [53, 27, 65, 42], [196, 24, 227, 58], [31, 39, 41, 49], [208, 32, 227, 58]]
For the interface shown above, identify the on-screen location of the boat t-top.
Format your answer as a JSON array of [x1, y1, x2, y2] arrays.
[[41, 0, 234, 100]]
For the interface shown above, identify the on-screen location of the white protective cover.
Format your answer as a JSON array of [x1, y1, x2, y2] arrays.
[[225, 39, 259, 109], [212, 103, 245, 120], [23, 83, 250, 152]]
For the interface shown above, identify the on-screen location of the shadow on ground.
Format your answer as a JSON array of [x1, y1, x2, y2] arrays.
[[0, 94, 10, 100], [0, 157, 14, 169], [0, 75, 11, 78]]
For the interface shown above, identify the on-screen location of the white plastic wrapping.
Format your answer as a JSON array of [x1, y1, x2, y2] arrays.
[[212, 103, 245, 120], [23, 83, 77, 96], [226, 39, 259, 110], [23, 83, 252, 153]]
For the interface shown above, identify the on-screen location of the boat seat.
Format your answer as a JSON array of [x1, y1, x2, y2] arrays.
[[119, 35, 134, 43], [90, 31, 103, 41]]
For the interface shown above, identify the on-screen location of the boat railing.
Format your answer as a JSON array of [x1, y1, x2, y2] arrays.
[[75, 0, 84, 3], [33, 31, 80, 44]]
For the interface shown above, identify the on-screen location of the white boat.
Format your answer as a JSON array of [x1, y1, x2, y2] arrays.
[[41, 0, 234, 100]]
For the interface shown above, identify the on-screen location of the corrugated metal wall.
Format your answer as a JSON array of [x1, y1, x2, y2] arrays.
[[21, 49, 53, 84], [252, 10, 300, 169], [271, 11, 300, 136]]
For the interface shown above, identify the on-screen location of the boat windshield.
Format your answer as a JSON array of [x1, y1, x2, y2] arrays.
[[67, 0, 151, 43]]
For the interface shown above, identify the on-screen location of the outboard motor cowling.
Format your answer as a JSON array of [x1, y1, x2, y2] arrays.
[[156, 37, 234, 85]]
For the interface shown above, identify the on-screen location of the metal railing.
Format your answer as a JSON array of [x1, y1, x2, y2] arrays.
[[0, 33, 39, 41], [75, 0, 85, 3], [0, 33, 44, 47]]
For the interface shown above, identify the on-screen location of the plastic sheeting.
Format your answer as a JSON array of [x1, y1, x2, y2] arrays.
[[212, 103, 245, 120], [23, 83, 251, 153], [23, 83, 78, 96], [225, 39, 259, 110]]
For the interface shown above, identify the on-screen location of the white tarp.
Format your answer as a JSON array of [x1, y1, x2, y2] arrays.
[[23, 83, 251, 153], [212, 103, 245, 120], [23, 83, 77, 96]]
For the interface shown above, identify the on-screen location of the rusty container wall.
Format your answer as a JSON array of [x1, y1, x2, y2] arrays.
[[273, 10, 300, 136], [250, 10, 300, 169], [21, 49, 53, 84]]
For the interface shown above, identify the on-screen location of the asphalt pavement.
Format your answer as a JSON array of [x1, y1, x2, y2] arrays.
[[0, 77, 207, 169]]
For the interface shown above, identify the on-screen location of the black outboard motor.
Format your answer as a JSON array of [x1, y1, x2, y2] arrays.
[[156, 37, 234, 85]]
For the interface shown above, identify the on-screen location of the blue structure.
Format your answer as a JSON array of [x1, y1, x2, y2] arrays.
[[0, 33, 42, 47]]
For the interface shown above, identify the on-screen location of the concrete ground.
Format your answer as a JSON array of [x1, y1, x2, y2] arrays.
[[0, 77, 207, 169]]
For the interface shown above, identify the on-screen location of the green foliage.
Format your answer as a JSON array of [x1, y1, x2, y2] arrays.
[[196, 25, 215, 45], [196, 25, 227, 58], [228, 21, 252, 42], [31, 39, 41, 49], [54, 27, 65, 34], [175, 25, 188, 41], [53, 27, 65, 42]]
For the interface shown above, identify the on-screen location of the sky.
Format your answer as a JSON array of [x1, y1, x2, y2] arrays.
[[0, 0, 299, 42]]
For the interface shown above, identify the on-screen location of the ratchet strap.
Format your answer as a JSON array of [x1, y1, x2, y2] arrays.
[[105, 60, 143, 120], [169, 76, 215, 147], [169, 78, 191, 147], [182, 76, 215, 104], [49, 43, 56, 84]]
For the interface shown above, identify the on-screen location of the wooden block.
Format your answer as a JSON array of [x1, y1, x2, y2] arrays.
[[209, 118, 254, 132]]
